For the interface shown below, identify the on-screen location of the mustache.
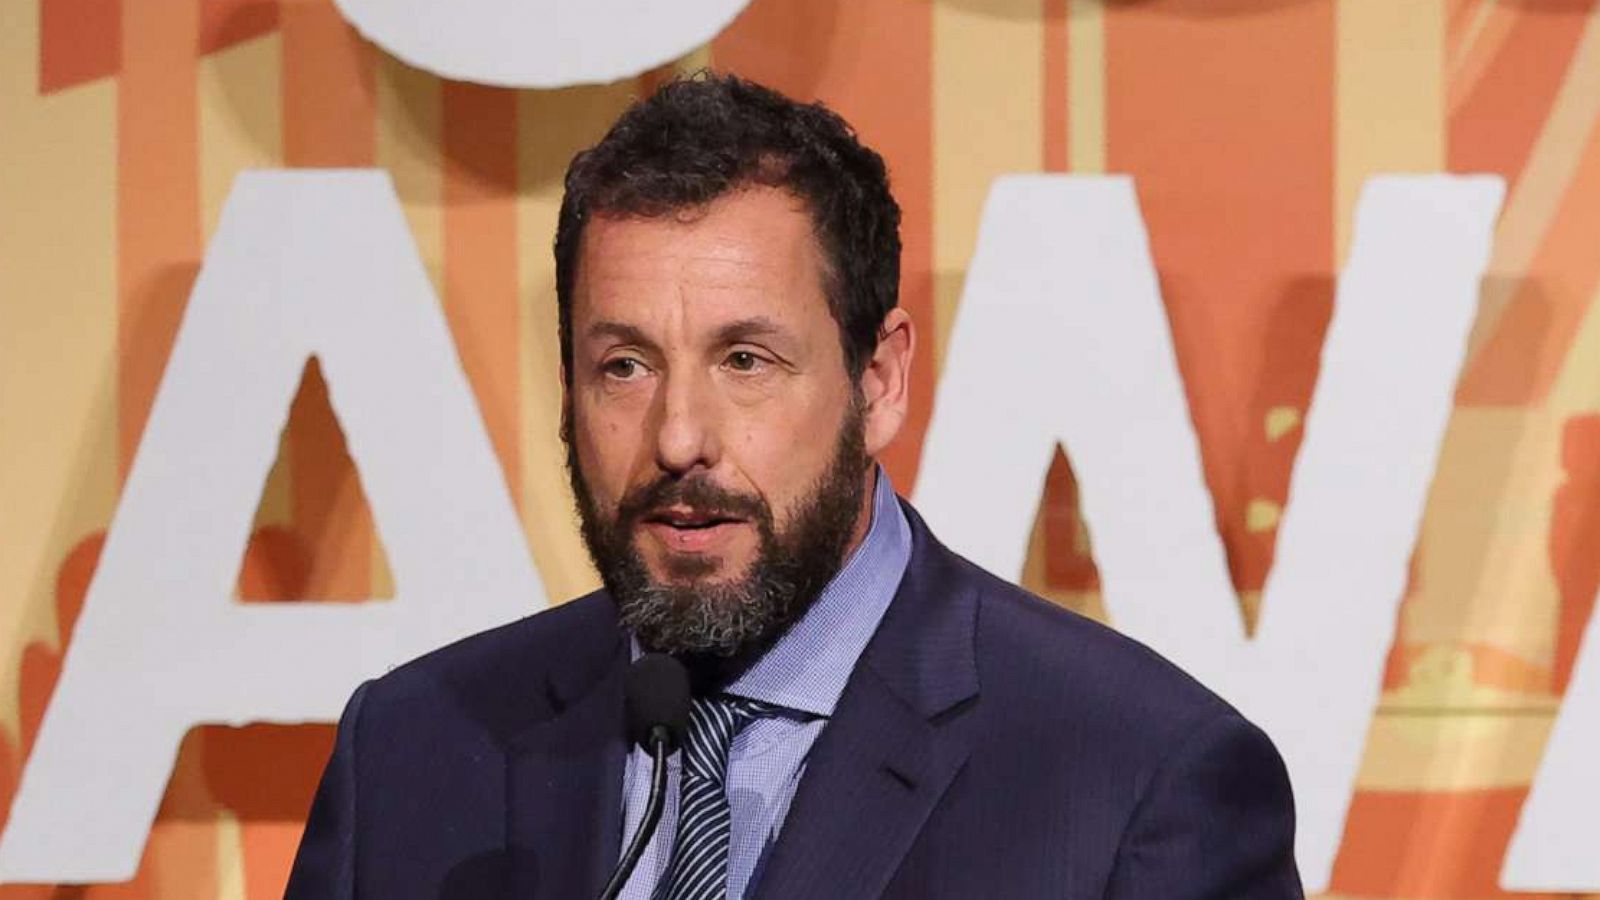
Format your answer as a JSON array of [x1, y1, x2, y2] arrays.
[[615, 474, 770, 526]]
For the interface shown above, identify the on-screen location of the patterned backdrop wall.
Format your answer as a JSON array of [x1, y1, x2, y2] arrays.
[[3, 0, 1599, 896]]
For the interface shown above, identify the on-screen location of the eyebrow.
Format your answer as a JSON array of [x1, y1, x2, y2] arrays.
[[585, 320, 657, 350], [712, 316, 793, 346]]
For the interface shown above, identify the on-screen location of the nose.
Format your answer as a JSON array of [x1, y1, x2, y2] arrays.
[[652, 366, 721, 476]]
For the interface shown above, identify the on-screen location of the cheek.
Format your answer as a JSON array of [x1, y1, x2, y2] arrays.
[[574, 404, 649, 501], [725, 392, 850, 501]]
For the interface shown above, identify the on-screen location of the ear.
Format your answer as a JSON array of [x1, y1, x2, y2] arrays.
[[860, 307, 915, 458]]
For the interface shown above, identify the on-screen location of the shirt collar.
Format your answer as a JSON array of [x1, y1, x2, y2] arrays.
[[724, 466, 912, 718]]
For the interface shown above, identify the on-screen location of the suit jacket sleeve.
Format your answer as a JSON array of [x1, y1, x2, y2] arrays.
[[285, 681, 372, 900], [1103, 710, 1304, 899]]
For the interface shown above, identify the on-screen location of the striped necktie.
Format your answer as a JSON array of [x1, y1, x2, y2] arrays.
[[654, 695, 776, 900]]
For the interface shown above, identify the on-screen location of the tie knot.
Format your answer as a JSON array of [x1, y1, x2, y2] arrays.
[[680, 695, 778, 783]]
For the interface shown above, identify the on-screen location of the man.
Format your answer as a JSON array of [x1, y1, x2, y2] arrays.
[[288, 73, 1302, 899]]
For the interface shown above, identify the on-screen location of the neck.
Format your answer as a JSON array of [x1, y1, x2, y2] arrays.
[[840, 463, 879, 563]]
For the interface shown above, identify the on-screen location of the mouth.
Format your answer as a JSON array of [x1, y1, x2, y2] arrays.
[[639, 506, 749, 553], [646, 506, 744, 528]]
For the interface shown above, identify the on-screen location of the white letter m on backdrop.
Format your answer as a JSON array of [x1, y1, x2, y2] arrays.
[[915, 175, 1511, 891]]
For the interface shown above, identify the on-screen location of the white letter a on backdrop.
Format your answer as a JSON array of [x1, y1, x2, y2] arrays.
[[0, 172, 544, 883]]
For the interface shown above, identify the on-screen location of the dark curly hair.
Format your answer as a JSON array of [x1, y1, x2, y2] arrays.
[[554, 72, 902, 385]]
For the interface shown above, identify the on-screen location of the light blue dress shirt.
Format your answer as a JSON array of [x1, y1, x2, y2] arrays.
[[616, 468, 913, 899]]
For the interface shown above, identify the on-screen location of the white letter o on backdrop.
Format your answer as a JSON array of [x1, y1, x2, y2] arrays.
[[333, 0, 756, 88]]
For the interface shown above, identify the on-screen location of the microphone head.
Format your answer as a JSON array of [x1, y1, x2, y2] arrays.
[[624, 653, 691, 751]]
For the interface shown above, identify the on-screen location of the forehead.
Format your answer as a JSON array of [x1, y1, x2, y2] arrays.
[[573, 187, 830, 328]]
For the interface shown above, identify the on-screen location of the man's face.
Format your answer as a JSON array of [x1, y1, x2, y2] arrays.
[[565, 186, 878, 656]]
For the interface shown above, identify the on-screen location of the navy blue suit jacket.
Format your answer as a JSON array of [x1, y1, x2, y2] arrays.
[[287, 503, 1303, 898]]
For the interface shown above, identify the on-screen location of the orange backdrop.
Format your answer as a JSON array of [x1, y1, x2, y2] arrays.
[[3, 0, 1600, 896]]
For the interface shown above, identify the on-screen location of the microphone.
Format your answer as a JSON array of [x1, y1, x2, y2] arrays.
[[599, 653, 691, 900]]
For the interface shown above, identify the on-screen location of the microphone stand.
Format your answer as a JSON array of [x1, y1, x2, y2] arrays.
[[599, 726, 672, 900]]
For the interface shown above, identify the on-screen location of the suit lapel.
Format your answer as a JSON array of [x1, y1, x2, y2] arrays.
[[506, 630, 630, 897], [753, 505, 982, 900]]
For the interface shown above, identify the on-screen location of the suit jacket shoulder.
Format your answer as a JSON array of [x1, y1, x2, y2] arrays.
[[955, 546, 1236, 769], [362, 590, 625, 744], [840, 506, 1300, 899], [286, 592, 630, 899]]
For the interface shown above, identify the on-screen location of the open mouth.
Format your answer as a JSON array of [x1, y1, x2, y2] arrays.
[[645, 507, 745, 530], [640, 506, 749, 553]]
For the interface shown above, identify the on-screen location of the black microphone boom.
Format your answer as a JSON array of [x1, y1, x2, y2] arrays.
[[599, 653, 691, 900]]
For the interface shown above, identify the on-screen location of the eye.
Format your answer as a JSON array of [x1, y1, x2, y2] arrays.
[[602, 357, 649, 381], [724, 351, 766, 373]]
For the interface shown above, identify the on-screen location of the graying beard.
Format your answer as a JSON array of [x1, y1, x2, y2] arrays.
[[618, 570, 800, 656]]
